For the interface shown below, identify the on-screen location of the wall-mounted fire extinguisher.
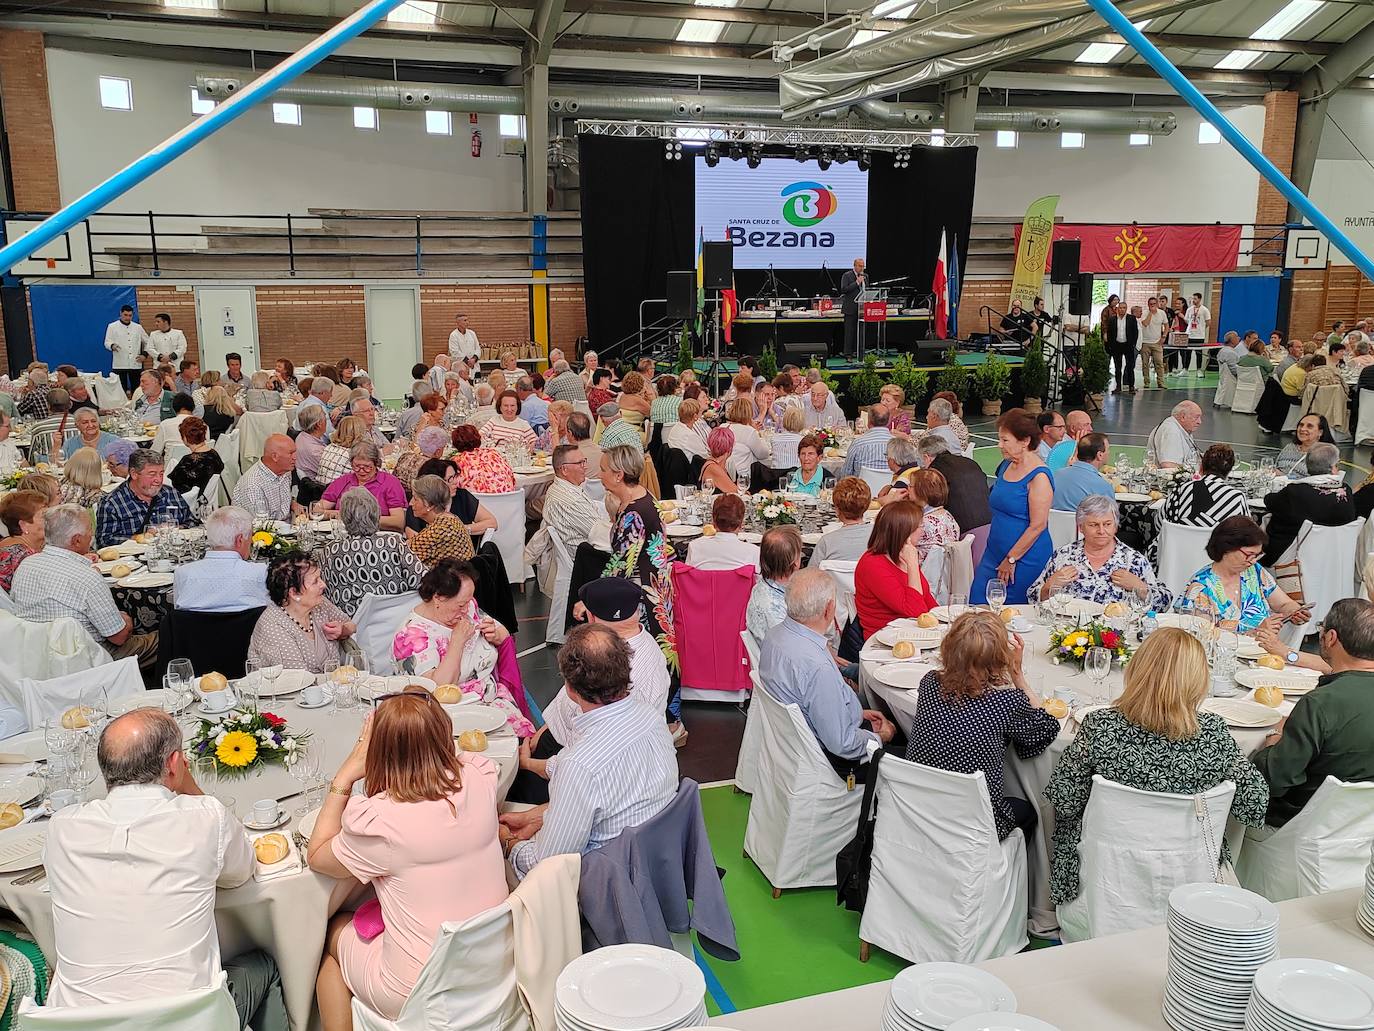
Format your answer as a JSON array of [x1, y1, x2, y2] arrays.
[[469, 113, 482, 158]]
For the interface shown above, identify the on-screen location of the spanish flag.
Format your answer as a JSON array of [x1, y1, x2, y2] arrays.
[[721, 286, 738, 344], [694, 228, 706, 336]]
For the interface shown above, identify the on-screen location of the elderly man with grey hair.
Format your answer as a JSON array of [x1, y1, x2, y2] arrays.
[[541, 443, 603, 551], [395, 380, 434, 437], [758, 568, 895, 784], [1146, 399, 1203, 470], [803, 380, 844, 430], [546, 358, 588, 403], [1261, 441, 1355, 566], [12, 505, 159, 666], [172, 506, 270, 613], [316, 487, 425, 613], [597, 401, 643, 451], [294, 375, 334, 438], [915, 432, 993, 568], [1030, 493, 1171, 611], [467, 383, 498, 430], [346, 396, 390, 451], [45, 708, 288, 1029], [924, 398, 964, 453]]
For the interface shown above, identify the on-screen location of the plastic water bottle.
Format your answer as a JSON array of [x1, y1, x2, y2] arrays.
[[1140, 610, 1158, 644]]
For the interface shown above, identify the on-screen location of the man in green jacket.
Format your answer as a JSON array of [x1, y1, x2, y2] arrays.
[[1252, 598, 1374, 827]]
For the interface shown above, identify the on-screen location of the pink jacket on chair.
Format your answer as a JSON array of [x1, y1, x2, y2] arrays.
[[671, 561, 754, 694]]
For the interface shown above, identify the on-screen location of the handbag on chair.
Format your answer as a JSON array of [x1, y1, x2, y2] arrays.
[[836, 749, 885, 913], [1270, 526, 1311, 608]]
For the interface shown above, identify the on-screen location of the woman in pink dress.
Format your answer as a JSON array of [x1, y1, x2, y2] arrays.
[[307, 691, 508, 1029]]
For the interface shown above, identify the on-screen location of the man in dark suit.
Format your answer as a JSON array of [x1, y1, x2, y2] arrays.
[[1261, 443, 1356, 566], [1105, 301, 1140, 395], [839, 258, 866, 359]]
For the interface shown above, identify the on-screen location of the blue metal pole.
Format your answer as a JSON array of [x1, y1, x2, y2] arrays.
[[0, 0, 410, 275], [1082, 0, 1374, 284]]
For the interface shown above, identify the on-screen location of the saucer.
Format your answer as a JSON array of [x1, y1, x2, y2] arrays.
[[295, 696, 330, 710], [243, 807, 288, 831]]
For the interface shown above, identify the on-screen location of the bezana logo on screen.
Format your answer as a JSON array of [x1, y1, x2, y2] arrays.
[[725, 181, 838, 249]]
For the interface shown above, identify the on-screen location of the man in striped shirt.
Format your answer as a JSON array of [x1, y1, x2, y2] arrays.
[[502, 620, 677, 876]]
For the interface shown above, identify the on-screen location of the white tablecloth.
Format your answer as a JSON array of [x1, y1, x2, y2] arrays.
[[859, 622, 1274, 936], [0, 690, 518, 1030], [713, 888, 1374, 1031]]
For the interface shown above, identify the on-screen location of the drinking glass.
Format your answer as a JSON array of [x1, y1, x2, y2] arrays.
[[949, 593, 969, 621], [192, 754, 218, 791], [289, 750, 321, 816], [167, 658, 195, 691], [43, 717, 80, 761], [80, 683, 109, 732], [68, 737, 97, 800], [986, 580, 1007, 616], [1085, 647, 1113, 702], [237, 662, 260, 713]]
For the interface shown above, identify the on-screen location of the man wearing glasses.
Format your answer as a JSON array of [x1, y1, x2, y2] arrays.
[[539, 444, 603, 551]]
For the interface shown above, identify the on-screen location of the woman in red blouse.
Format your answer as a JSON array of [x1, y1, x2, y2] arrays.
[[855, 499, 937, 639]]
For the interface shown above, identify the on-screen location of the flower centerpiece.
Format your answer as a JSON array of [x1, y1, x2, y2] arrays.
[[811, 425, 839, 452], [250, 521, 299, 561], [0, 469, 27, 491], [1047, 620, 1132, 667], [188, 708, 310, 777], [751, 491, 798, 527]]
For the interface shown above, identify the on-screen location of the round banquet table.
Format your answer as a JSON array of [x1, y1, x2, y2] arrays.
[[0, 683, 519, 1031], [858, 618, 1279, 938]]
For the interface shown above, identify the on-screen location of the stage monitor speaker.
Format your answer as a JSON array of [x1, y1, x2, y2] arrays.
[[666, 271, 696, 319], [1050, 240, 1081, 285], [1068, 273, 1094, 316], [702, 241, 734, 290]]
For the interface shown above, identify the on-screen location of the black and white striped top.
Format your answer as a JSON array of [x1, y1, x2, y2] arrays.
[[1161, 474, 1252, 527]]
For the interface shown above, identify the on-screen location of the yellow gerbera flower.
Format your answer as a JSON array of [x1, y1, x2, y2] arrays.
[[251, 531, 274, 547], [217, 731, 258, 767], [1072, 646, 1086, 657]]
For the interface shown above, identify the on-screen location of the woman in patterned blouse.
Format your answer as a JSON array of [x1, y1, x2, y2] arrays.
[[316, 416, 368, 490], [0, 490, 47, 594], [878, 384, 912, 436], [450, 424, 516, 495], [1030, 494, 1172, 612], [1044, 628, 1269, 908], [316, 487, 425, 614], [903, 466, 962, 563]]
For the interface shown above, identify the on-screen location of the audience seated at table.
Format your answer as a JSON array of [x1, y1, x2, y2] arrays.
[[1045, 411, 1091, 471], [897, 465, 962, 563], [316, 416, 366, 488], [16, 470, 59, 507], [1260, 442, 1353, 565], [665, 398, 710, 461], [915, 432, 992, 562], [746, 525, 803, 642], [0, 489, 47, 594], [1237, 337, 1274, 376], [876, 437, 922, 505], [231, 434, 298, 522], [841, 406, 893, 478], [686, 494, 760, 571], [924, 398, 962, 454], [318, 442, 407, 532], [768, 406, 806, 469], [44, 709, 287, 1029], [1036, 411, 1067, 461], [807, 476, 873, 567], [1146, 401, 1202, 471], [313, 490, 425, 614], [58, 447, 105, 508], [201, 384, 242, 440], [649, 374, 682, 426], [906, 610, 1060, 839], [699, 426, 740, 494], [131, 370, 172, 423], [60, 408, 121, 462], [149, 392, 197, 457], [786, 433, 829, 496], [481, 389, 538, 451], [95, 449, 195, 549], [1251, 598, 1374, 828], [248, 553, 357, 673], [540, 443, 604, 550], [392, 425, 447, 494], [723, 398, 770, 479], [166, 416, 225, 498], [854, 499, 937, 639], [393, 558, 532, 737], [878, 384, 911, 436], [1276, 414, 1336, 479], [1050, 433, 1115, 512], [304, 691, 505, 1030], [1044, 628, 1269, 907], [500, 622, 677, 876], [0, 412, 22, 476], [345, 397, 391, 452], [407, 474, 475, 566], [1031, 495, 1172, 611], [451, 423, 517, 494], [1161, 443, 1251, 525], [171, 506, 270, 613], [973, 408, 1053, 604], [803, 381, 844, 430]]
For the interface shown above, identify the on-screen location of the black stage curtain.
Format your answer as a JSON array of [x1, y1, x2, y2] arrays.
[[579, 135, 695, 355]]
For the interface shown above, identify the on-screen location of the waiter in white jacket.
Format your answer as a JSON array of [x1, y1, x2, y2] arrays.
[[148, 313, 187, 365], [104, 304, 150, 393], [446, 312, 480, 363]]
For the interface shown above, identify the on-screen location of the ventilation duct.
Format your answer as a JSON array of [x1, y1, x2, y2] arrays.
[[195, 76, 523, 113]]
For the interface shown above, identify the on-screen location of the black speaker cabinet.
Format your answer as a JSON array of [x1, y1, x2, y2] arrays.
[[1068, 273, 1094, 316], [666, 271, 697, 319], [1050, 239, 1081, 285], [702, 241, 734, 290]]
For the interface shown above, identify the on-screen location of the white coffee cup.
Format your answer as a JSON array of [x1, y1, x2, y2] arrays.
[[252, 798, 277, 824], [202, 691, 232, 713], [47, 789, 79, 812], [301, 684, 324, 706]]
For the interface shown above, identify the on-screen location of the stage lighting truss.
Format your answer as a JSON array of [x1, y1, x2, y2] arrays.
[[586, 119, 970, 151], [745, 144, 764, 169], [817, 147, 834, 170], [728, 142, 746, 162]]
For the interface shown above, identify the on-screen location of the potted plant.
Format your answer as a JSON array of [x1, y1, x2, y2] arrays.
[[890, 353, 930, 415], [675, 327, 694, 375], [1020, 336, 1049, 414], [973, 353, 1012, 417], [758, 342, 779, 383], [1081, 328, 1111, 407], [934, 348, 969, 408], [847, 354, 885, 411]]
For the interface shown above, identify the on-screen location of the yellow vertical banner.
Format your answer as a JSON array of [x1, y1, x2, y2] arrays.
[[1010, 194, 1060, 311]]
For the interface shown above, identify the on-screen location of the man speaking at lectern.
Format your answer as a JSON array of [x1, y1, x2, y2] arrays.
[[840, 258, 866, 360]]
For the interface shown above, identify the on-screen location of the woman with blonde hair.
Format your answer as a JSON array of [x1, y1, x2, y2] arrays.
[[317, 415, 368, 487], [193, 369, 220, 410], [201, 384, 241, 440], [906, 610, 1060, 839], [16, 472, 60, 506], [547, 399, 574, 447], [307, 690, 506, 1029], [59, 446, 105, 507], [879, 383, 911, 435], [617, 371, 652, 435], [1044, 628, 1269, 908]]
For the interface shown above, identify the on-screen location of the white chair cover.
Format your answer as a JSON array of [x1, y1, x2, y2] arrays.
[[1230, 366, 1266, 416], [474, 489, 529, 583], [571, 401, 593, 419], [1236, 776, 1374, 902], [1157, 520, 1213, 598], [1306, 381, 1350, 435], [352, 592, 421, 675], [352, 902, 527, 1031], [819, 560, 857, 632], [0, 613, 111, 719], [238, 410, 289, 471], [920, 547, 947, 606], [19, 971, 239, 1031], [30, 428, 80, 461], [199, 474, 222, 514], [858, 467, 891, 496], [963, 442, 976, 460], [17, 658, 144, 733], [941, 535, 974, 602], [543, 525, 574, 646], [742, 683, 863, 890], [1048, 509, 1079, 551], [1280, 396, 1303, 433], [734, 669, 766, 796], [1357, 517, 1374, 598], [0, 587, 13, 613], [1281, 518, 1367, 629], [1213, 362, 1237, 408], [89, 374, 131, 412], [1056, 775, 1236, 943], [163, 441, 190, 476], [215, 429, 241, 503], [1356, 390, 1374, 446], [858, 755, 1027, 964]]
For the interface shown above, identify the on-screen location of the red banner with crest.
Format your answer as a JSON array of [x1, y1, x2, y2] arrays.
[[1012, 223, 1242, 274]]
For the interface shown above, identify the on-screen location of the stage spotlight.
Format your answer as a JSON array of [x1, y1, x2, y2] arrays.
[[857, 149, 871, 171], [894, 147, 910, 168], [817, 148, 833, 171], [835, 147, 850, 164], [794, 146, 809, 163], [728, 142, 745, 162], [746, 144, 763, 169], [664, 140, 683, 160], [704, 144, 721, 167]]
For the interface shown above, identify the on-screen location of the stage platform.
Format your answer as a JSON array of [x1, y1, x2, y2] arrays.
[[658, 348, 1024, 379]]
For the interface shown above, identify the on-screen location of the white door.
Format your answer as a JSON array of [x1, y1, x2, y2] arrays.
[[195, 286, 260, 374], [365, 287, 421, 403]]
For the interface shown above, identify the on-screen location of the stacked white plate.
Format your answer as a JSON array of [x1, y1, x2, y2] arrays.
[[1163, 883, 1280, 1031], [1355, 841, 1374, 939], [555, 945, 706, 1031], [881, 963, 1017, 1031], [1245, 959, 1374, 1030]]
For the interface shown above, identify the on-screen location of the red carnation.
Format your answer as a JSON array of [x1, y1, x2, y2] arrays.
[[1100, 630, 1120, 649], [262, 712, 286, 729]]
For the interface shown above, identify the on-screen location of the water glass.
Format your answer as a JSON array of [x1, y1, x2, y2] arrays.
[[236, 663, 260, 713], [289, 750, 322, 816], [192, 754, 218, 791], [1085, 647, 1112, 701], [986, 580, 1007, 616], [68, 737, 97, 800], [949, 593, 969, 621]]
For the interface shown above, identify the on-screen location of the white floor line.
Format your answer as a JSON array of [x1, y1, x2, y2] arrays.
[[515, 644, 546, 658], [697, 779, 738, 791]]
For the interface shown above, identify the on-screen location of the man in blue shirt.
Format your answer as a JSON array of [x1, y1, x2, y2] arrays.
[[1047, 410, 1092, 471], [173, 506, 270, 613], [840, 406, 893, 478], [95, 449, 196, 548], [517, 375, 550, 434], [759, 568, 895, 784], [1051, 432, 1115, 512]]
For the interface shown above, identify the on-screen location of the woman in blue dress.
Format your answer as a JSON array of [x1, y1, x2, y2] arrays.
[[971, 408, 1053, 604]]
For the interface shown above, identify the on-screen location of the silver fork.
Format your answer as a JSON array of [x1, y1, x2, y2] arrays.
[[11, 867, 45, 886]]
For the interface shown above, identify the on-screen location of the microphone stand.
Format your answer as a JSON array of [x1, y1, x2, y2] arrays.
[[821, 261, 837, 294]]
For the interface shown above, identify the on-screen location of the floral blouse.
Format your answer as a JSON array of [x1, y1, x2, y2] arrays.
[[605, 493, 677, 674], [1186, 563, 1275, 632], [1044, 707, 1269, 904], [0, 542, 34, 594], [455, 448, 516, 495], [887, 408, 912, 436], [1028, 539, 1173, 613], [915, 506, 961, 563]]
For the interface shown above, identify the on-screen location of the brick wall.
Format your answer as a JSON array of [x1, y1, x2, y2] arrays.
[[1256, 91, 1298, 227], [956, 279, 1013, 337], [0, 30, 60, 212], [1289, 269, 1327, 338], [549, 284, 587, 354], [135, 285, 200, 364], [255, 286, 367, 367], [419, 284, 531, 364]]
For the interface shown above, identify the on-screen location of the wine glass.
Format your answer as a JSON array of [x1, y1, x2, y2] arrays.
[[1085, 647, 1112, 702], [949, 593, 969, 621], [68, 736, 97, 801], [80, 683, 109, 732], [192, 754, 218, 793], [288, 749, 321, 816], [986, 579, 1007, 617], [167, 658, 194, 695]]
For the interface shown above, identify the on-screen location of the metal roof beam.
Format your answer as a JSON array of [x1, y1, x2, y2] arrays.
[[1076, 30, 1338, 54]]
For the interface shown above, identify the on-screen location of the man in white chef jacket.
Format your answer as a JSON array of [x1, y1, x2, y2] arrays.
[[447, 311, 481, 363], [148, 312, 187, 365], [104, 304, 150, 393]]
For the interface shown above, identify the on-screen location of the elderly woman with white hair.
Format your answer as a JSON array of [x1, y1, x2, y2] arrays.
[[243, 371, 283, 412], [580, 350, 599, 383], [394, 425, 449, 494], [1029, 494, 1172, 611], [316, 487, 426, 613]]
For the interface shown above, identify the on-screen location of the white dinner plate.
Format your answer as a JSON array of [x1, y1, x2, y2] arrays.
[[96, 558, 143, 576], [870, 664, 934, 690], [0, 828, 45, 873], [112, 539, 147, 556], [0, 731, 47, 764], [1169, 883, 1279, 934], [739, 531, 763, 544], [0, 775, 41, 807], [801, 532, 824, 546], [946, 1017, 1063, 1031], [1236, 637, 1267, 661], [1156, 612, 1210, 633], [1047, 596, 1106, 620], [117, 571, 174, 588], [1254, 959, 1374, 1029], [556, 943, 705, 1031], [449, 704, 507, 736], [511, 466, 549, 476], [252, 668, 312, 698], [383, 675, 437, 695], [1114, 491, 1153, 503], [297, 806, 320, 840], [875, 619, 944, 648], [1199, 697, 1283, 729], [110, 690, 178, 716], [665, 523, 702, 538], [1234, 667, 1321, 692], [890, 963, 1017, 1028]]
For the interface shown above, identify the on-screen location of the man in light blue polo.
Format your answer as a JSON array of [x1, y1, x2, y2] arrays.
[[1051, 433, 1114, 512]]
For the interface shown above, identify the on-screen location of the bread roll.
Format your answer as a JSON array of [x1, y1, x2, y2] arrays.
[[916, 613, 939, 629], [1254, 685, 1285, 708], [331, 665, 358, 683], [1000, 607, 1018, 624], [1042, 698, 1070, 719], [253, 833, 290, 865], [0, 802, 23, 830], [60, 706, 92, 730], [98, 546, 121, 562], [1102, 601, 1128, 617], [1256, 654, 1285, 670], [891, 640, 916, 660], [110, 563, 133, 579], [433, 684, 465, 704], [200, 672, 229, 693], [701, 524, 717, 537], [458, 729, 488, 752]]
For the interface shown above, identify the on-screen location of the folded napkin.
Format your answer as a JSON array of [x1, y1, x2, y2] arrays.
[[251, 830, 302, 883]]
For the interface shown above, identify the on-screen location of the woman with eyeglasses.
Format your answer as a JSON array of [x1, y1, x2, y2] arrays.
[[317, 441, 408, 531], [306, 690, 506, 1030], [403, 457, 496, 548]]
